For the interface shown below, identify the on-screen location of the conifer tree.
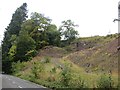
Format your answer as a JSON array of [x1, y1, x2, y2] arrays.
[[2, 3, 28, 73]]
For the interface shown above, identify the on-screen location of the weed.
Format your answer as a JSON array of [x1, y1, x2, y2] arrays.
[[59, 63, 72, 87], [51, 67, 57, 74], [69, 75, 88, 88], [97, 73, 114, 88], [44, 56, 51, 63], [31, 61, 44, 79], [12, 61, 26, 74]]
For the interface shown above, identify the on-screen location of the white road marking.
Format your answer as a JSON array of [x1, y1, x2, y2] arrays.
[[18, 86, 22, 88], [8, 78, 11, 80]]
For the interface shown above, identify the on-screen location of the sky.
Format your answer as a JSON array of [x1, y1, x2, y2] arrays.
[[0, 0, 119, 42]]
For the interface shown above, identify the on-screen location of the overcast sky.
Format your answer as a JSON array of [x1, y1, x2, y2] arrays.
[[0, 0, 119, 42]]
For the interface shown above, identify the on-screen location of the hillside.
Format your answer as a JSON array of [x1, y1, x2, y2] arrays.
[[64, 34, 119, 74], [2, 2, 119, 89], [35, 34, 119, 74], [12, 34, 119, 89]]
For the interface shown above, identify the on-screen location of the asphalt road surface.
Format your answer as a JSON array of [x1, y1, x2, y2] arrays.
[[0, 74, 2, 90], [2, 74, 49, 90]]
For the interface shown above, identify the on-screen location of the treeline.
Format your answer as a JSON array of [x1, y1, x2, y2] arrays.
[[2, 3, 78, 73]]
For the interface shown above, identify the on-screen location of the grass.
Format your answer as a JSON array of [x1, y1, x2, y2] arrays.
[[11, 34, 119, 89], [12, 57, 118, 89]]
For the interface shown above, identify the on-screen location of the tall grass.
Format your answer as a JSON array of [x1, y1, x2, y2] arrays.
[[31, 61, 44, 79], [97, 73, 115, 88], [12, 59, 118, 89]]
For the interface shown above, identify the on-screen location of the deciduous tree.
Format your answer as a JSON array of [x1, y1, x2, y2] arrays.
[[59, 20, 79, 44]]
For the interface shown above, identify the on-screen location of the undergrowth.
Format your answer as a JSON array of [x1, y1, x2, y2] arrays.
[[12, 59, 118, 89]]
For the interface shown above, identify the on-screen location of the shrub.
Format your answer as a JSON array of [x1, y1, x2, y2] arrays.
[[31, 61, 44, 79], [25, 50, 37, 60], [97, 73, 114, 88], [68, 74, 88, 89], [75, 76, 87, 88], [29, 74, 36, 82], [51, 67, 57, 74], [44, 56, 51, 63], [60, 63, 72, 87], [117, 79, 120, 89], [12, 61, 26, 74]]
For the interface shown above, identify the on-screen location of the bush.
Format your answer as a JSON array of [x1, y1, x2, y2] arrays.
[[116, 79, 120, 89], [12, 61, 26, 74], [60, 63, 72, 87], [51, 67, 57, 74], [68, 74, 88, 89], [31, 61, 44, 79], [77, 77, 87, 88], [25, 50, 37, 60], [97, 73, 114, 88], [44, 57, 51, 63]]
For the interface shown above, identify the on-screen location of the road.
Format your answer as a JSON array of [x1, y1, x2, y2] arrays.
[[1, 74, 49, 90]]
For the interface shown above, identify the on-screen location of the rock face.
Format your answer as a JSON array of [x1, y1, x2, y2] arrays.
[[71, 41, 97, 51]]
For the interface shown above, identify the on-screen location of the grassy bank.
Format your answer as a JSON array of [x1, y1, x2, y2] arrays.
[[11, 34, 119, 89]]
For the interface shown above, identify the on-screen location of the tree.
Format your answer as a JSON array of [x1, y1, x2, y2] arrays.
[[15, 30, 36, 62], [29, 12, 51, 49], [46, 24, 61, 46], [8, 3, 28, 35], [30, 12, 51, 29], [29, 12, 61, 49], [2, 3, 28, 73], [59, 20, 79, 44]]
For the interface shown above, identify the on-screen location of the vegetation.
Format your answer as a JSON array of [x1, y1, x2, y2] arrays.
[[59, 20, 79, 44], [2, 3, 76, 74], [97, 73, 114, 88], [1, 2, 119, 89], [2, 3, 28, 73]]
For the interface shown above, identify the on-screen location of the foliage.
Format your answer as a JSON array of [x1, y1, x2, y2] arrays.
[[59, 20, 79, 44], [15, 30, 36, 62], [60, 63, 72, 87], [46, 24, 61, 46], [2, 3, 28, 73], [44, 56, 51, 63], [2, 60, 12, 74], [2, 3, 63, 73], [2, 2, 119, 90], [22, 12, 61, 49], [97, 73, 114, 88], [11, 57, 118, 89], [117, 80, 120, 89], [31, 61, 44, 79], [68, 75, 88, 89], [12, 61, 26, 74], [8, 44, 16, 61], [8, 3, 28, 35], [29, 12, 49, 49], [51, 67, 57, 74]]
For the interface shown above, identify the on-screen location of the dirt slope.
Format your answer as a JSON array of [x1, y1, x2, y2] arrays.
[[32, 34, 119, 75], [64, 36, 119, 74]]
